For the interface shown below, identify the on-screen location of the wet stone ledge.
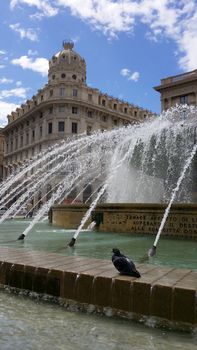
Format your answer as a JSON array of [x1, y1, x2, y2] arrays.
[[0, 246, 196, 331], [51, 203, 197, 239]]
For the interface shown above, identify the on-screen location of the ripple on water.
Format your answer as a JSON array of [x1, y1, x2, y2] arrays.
[[0, 290, 196, 350]]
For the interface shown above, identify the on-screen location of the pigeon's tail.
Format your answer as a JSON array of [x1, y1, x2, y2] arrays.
[[133, 270, 141, 278], [129, 268, 141, 278], [120, 269, 141, 278]]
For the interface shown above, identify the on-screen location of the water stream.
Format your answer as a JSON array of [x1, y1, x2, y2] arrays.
[[0, 105, 197, 245]]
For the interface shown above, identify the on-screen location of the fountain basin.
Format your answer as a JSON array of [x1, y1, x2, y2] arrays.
[[0, 246, 196, 331], [51, 203, 197, 239]]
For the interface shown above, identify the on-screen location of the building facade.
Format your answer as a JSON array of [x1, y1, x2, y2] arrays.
[[154, 69, 197, 111], [3, 42, 153, 177], [0, 128, 4, 182]]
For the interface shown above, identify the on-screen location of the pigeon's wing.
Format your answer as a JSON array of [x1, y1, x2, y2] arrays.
[[113, 257, 130, 272], [126, 258, 136, 269]]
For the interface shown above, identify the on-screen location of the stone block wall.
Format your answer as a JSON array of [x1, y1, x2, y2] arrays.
[[51, 203, 197, 239]]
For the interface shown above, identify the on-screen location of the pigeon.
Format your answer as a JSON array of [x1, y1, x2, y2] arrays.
[[112, 248, 141, 278]]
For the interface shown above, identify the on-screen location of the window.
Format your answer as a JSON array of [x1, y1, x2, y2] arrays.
[[60, 88, 65, 97], [32, 130, 35, 141], [59, 105, 65, 112], [102, 115, 107, 122], [88, 94, 92, 102], [73, 89, 78, 97], [72, 122, 78, 134], [114, 103, 117, 110], [114, 119, 118, 126], [40, 126, 42, 137], [72, 74, 77, 80], [72, 106, 78, 114], [102, 99, 106, 106], [134, 111, 137, 117], [50, 89, 53, 97], [58, 121, 65, 132], [124, 107, 127, 113], [49, 107, 53, 114], [87, 125, 92, 135], [48, 122, 52, 134], [61, 73, 66, 78], [88, 111, 93, 118], [180, 95, 188, 104], [52, 75, 55, 80], [20, 136, 23, 147], [41, 95, 44, 101], [26, 133, 29, 144], [40, 112, 43, 118], [26, 121, 29, 126]]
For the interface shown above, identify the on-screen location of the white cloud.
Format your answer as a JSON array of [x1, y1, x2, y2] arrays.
[[10, 0, 59, 18], [27, 49, 38, 56], [0, 101, 19, 126], [10, 23, 38, 41], [128, 71, 140, 82], [0, 65, 5, 69], [120, 68, 140, 82], [0, 77, 14, 84], [0, 87, 29, 99], [11, 55, 49, 76], [120, 68, 130, 77], [16, 81, 22, 86], [0, 50, 6, 55], [9, 0, 197, 71]]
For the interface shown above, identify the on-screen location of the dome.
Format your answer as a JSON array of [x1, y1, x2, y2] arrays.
[[48, 41, 86, 85]]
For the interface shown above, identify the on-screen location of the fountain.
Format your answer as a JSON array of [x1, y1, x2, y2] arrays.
[[1, 105, 197, 234], [0, 105, 197, 332]]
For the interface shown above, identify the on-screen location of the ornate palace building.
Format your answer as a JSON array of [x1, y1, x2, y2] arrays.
[[3, 42, 153, 178], [0, 128, 4, 182], [154, 69, 197, 111]]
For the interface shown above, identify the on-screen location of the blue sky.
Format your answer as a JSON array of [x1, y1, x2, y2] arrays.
[[0, 0, 196, 126]]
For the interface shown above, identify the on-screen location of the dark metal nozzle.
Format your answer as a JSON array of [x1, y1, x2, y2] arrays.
[[68, 237, 76, 247], [148, 245, 156, 257], [18, 233, 25, 240]]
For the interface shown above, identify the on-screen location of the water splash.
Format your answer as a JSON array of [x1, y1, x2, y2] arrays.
[[148, 142, 197, 257], [0, 105, 197, 242]]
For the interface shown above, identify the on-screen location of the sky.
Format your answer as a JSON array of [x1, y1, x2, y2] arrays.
[[0, 0, 197, 126]]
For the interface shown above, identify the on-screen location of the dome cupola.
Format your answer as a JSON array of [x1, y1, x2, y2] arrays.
[[48, 41, 86, 85]]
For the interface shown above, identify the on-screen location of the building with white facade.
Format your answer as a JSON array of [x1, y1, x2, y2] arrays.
[[3, 41, 154, 178]]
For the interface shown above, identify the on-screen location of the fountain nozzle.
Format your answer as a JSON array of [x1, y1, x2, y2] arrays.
[[148, 245, 156, 257], [18, 233, 25, 240], [68, 237, 76, 247]]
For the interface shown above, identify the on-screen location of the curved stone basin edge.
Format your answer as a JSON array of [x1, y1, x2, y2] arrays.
[[0, 246, 196, 331], [50, 203, 197, 239]]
